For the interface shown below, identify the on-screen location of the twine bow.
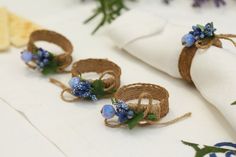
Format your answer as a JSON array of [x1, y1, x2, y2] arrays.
[[105, 92, 191, 128], [195, 34, 236, 49]]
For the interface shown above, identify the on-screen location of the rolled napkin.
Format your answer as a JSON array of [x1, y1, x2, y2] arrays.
[[108, 10, 236, 131]]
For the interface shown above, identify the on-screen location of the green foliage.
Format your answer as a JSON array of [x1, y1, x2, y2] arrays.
[[182, 141, 236, 157], [84, 0, 131, 34], [91, 79, 105, 98], [42, 60, 58, 75], [197, 24, 205, 31], [231, 101, 236, 105], [147, 114, 158, 121], [126, 112, 144, 129]]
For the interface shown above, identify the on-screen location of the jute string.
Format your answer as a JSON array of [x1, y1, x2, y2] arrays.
[[27, 29, 73, 73], [179, 34, 236, 83], [105, 83, 191, 128], [50, 59, 121, 102]]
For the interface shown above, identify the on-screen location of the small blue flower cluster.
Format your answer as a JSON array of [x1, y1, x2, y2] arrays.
[[182, 22, 216, 47], [21, 48, 52, 69], [101, 100, 134, 123], [69, 77, 97, 101]]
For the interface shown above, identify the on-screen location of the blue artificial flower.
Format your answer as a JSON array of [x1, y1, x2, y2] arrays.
[[117, 112, 129, 123], [182, 33, 196, 47], [90, 95, 98, 101], [72, 81, 92, 97], [69, 77, 81, 89], [35, 48, 51, 69], [116, 101, 129, 112], [101, 105, 116, 119], [189, 23, 216, 40], [183, 22, 217, 47], [190, 25, 205, 40], [101, 100, 135, 123], [69, 78, 97, 100], [204, 22, 216, 37], [21, 50, 33, 63], [115, 101, 134, 123]]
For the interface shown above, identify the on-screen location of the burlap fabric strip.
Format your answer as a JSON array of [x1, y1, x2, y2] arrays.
[[179, 34, 236, 83], [50, 58, 121, 102], [105, 83, 191, 128], [26, 29, 73, 73]]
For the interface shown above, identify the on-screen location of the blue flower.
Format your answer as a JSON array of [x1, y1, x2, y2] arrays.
[[101, 105, 116, 119], [101, 100, 135, 123], [69, 77, 81, 89], [190, 26, 205, 40], [204, 22, 216, 37], [116, 101, 129, 112], [69, 78, 97, 100], [34, 48, 52, 69], [21, 50, 33, 63], [72, 81, 92, 97], [115, 101, 134, 123], [182, 33, 196, 47], [182, 22, 217, 47], [117, 112, 129, 123]]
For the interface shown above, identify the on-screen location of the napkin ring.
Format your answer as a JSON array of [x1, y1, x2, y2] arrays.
[[21, 29, 73, 75], [101, 83, 191, 129], [50, 58, 121, 102], [179, 22, 236, 83]]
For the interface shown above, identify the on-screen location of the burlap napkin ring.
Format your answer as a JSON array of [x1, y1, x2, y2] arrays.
[[50, 58, 121, 102], [179, 22, 236, 83], [21, 29, 73, 75], [101, 83, 191, 129]]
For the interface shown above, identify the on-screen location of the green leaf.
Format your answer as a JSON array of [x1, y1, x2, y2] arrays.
[[182, 141, 236, 157], [42, 60, 58, 75], [91, 80, 105, 98], [231, 101, 236, 105], [126, 112, 144, 129], [197, 24, 205, 31], [147, 114, 157, 121], [111, 98, 118, 104]]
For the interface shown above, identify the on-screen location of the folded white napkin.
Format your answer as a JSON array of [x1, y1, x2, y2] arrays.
[[109, 10, 236, 131]]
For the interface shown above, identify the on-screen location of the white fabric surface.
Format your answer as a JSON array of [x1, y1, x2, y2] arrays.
[[0, 0, 236, 157], [109, 10, 236, 131], [0, 98, 65, 157]]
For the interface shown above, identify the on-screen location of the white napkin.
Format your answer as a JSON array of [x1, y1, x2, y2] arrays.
[[109, 10, 236, 131]]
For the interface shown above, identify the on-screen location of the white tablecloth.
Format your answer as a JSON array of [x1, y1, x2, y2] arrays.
[[0, 0, 235, 157]]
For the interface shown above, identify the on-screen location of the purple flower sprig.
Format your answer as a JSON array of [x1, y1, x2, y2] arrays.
[[192, 0, 226, 7], [164, 0, 226, 7]]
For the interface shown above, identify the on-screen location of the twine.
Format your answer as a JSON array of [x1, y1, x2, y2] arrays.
[[179, 34, 236, 83], [71, 59, 121, 90], [50, 59, 121, 102], [105, 83, 191, 128], [27, 29, 73, 73]]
